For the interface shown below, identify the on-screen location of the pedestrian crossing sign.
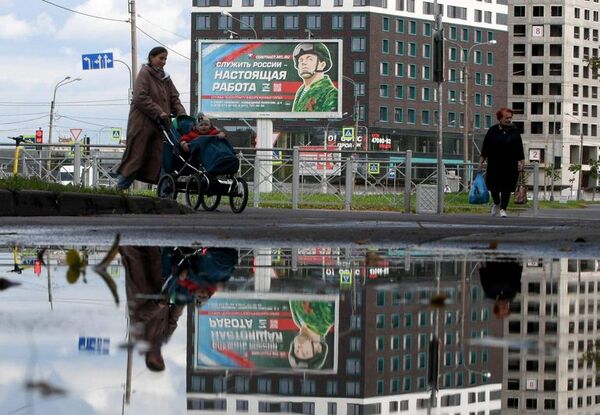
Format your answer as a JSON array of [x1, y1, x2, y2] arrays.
[[111, 128, 122, 142], [342, 127, 355, 140], [339, 270, 353, 285]]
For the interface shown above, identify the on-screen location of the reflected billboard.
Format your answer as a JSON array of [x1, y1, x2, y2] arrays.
[[198, 40, 342, 119], [194, 293, 339, 373]]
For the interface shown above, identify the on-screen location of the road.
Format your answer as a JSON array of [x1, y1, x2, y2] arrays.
[[0, 206, 596, 257]]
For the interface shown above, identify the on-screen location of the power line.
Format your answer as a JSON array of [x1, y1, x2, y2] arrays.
[[136, 25, 190, 60], [40, 0, 129, 23], [137, 13, 188, 39], [57, 114, 117, 128], [0, 115, 48, 125]]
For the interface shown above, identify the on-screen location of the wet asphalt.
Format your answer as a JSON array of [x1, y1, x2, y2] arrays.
[[0, 205, 596, 257]]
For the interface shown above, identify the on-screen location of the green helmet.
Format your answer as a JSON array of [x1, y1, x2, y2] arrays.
[[293, 42, 332, 73]]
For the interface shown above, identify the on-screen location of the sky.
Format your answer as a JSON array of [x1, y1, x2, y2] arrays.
[[0, 258, 189, 415], [0, 0, 192, 145]]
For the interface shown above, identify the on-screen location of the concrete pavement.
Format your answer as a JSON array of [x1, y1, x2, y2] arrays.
[[0, 206, 596, 257]]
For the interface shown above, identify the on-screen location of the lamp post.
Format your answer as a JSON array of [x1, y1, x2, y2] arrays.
[[565, 112, 584, 200], [48, 76, 82, 144], [221, 10, 258, 39]]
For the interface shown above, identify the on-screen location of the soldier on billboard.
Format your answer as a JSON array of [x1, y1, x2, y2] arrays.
[[291, 43, 338, 112]]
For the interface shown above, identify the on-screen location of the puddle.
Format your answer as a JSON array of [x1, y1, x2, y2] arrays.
[[0, 241, 596, 414]]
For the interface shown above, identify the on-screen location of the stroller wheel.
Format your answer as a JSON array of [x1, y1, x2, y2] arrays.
[[185, 174, 205, 210], [229, 177, 248, 214], [157, 174, 177, 199], [200, 190, 221, 211]]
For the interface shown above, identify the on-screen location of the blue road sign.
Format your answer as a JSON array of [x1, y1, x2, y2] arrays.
[[82, 52, 114, 70]]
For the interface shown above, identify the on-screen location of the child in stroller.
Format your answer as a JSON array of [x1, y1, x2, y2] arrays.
[[156, 113, 248, 213], [179, 114, 225, 153]]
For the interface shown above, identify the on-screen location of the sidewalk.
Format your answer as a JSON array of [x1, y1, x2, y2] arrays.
[[520, 203, 600, 220]]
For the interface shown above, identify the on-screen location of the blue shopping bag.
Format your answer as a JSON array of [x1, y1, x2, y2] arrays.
[[468, 172, 490, 204]]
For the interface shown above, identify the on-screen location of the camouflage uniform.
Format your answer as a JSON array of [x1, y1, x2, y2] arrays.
[[292, 75, 338, 112]]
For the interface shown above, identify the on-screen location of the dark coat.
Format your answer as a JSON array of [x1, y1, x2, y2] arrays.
[[479, 260, 522, 301], [481, 124, 525, 192], [118, 65, 186, 184], [120, 246, 184, 353]]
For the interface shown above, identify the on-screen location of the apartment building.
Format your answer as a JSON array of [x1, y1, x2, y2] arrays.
[[507, 1, 600, 196], [191, 1, 508, 165], [502, 258, 600, 412]]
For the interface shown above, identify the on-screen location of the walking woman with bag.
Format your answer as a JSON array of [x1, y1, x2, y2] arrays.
[[478, 107, 525, 217], [116, 46, 187, 190]]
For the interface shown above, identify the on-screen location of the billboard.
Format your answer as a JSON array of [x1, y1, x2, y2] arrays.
[[194, 293, 339, 373], [198, 40, 342, 119]]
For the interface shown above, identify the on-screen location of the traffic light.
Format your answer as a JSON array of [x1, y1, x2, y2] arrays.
[[433, 28, 444, 83], [35, 129, 43, 143]]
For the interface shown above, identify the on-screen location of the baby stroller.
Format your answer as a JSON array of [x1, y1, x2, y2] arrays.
[[156, 115, 248, 213]]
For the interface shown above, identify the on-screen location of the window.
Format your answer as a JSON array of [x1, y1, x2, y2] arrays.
[[381, 62, 389, 75], [532, 5, 544, 17], [262, 15, 277, 29], [352, 15, 367, 29], [395, 63, 404, 77], [196, 15, 210, 30], [240, 15, 254, 31], [332, 15, 344, 29], [284, 15, 299, 29], [351, 37, 366, 52], [354, 60, 366, 74], [551, 6, 562, 16], [394, 107, 403, 122], [279, 378, 294, 394], [213, 17, 242, 33], [306, 15, 321, 29], [422, 110, 430, 125], [382, 39, 390, 53], [409, 20, 417, 34], [382, 16, 390, 31], [396, 18, 404, 33], [514, 5, 525, 17]]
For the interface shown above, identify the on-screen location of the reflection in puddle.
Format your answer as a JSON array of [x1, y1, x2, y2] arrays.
[[0, 244, 598, 414]]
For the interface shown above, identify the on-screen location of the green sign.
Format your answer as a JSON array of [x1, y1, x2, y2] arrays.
[[110, 128, 122, 142], [368, 162, 380, 174], [342, 127, 355, 141]]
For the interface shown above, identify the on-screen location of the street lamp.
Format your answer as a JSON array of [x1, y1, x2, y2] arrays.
[[448, 39, 497, 188], [565, 112, 584, 200], [221, 10, 258, 39], [48, 76, 82, 144]]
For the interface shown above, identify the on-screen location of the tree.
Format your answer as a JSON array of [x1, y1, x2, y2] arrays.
[[585, 56, 600, 74], [568, 163, 581, 199]]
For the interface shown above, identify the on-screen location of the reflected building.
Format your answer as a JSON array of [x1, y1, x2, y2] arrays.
[[186, 248, 503, 414], [502, 258, 600, 413]]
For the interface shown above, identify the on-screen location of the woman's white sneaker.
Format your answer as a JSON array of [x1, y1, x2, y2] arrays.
[[499, 209, 507, 217]]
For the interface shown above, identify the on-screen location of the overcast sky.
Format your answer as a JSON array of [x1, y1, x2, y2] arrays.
[[0, 0, 192, 144]]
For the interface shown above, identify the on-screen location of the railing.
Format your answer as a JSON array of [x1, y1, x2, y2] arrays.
[[0, 142, 551, 214]]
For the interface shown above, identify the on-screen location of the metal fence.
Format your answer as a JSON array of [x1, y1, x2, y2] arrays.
[[0, 142, 548, 214]]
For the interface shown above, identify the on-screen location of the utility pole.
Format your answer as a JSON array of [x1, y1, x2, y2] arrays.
[[433, 1, 444, 214], [129, 0, 138, 86]]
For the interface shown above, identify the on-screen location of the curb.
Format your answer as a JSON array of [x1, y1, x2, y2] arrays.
[[0, 189, 193, 216]]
